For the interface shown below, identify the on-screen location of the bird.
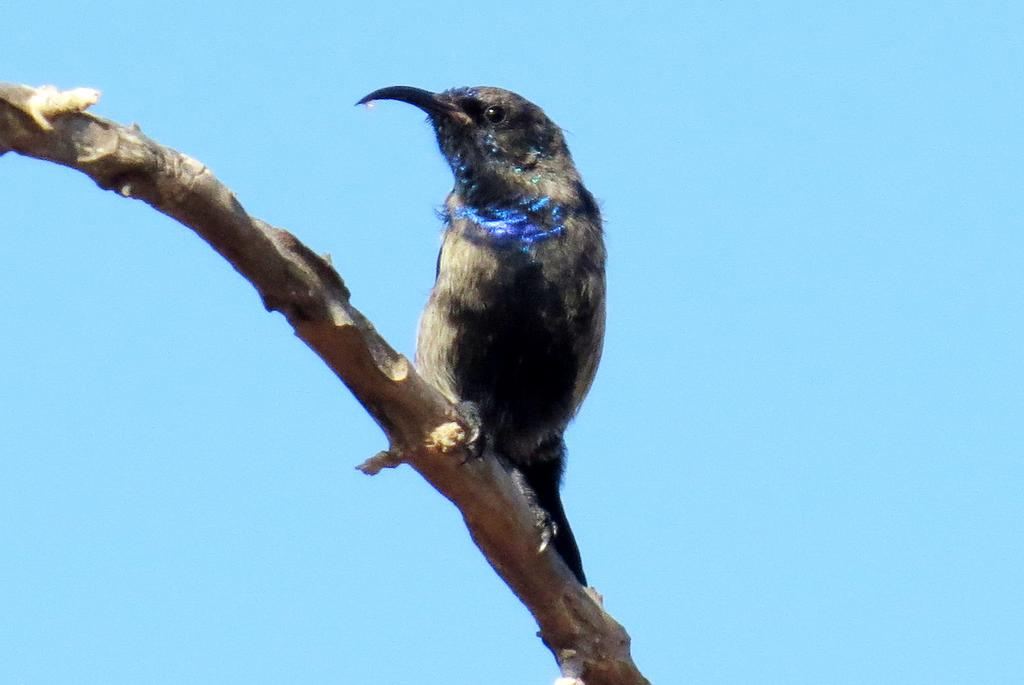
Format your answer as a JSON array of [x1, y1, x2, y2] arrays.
[[357, 85, 605, 585]]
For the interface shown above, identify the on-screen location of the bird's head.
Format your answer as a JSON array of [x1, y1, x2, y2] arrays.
[[357, 85, 580, 204]]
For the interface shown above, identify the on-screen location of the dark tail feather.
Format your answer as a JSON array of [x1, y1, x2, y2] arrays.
[[516, 458, 587, 585]]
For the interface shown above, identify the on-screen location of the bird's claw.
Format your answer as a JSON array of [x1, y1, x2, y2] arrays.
[[454, 400, 484, 461], [537, 514, 558, 554], [426, 401, 484, 461]]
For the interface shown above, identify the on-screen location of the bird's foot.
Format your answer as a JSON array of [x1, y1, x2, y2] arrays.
[[425, 401, 484, 461], [536, 509, 558, 554], [508, 466, 561, 553], [453, 400, 484, 462]]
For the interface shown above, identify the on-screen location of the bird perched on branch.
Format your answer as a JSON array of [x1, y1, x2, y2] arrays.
[[358, 85, 605, 585]]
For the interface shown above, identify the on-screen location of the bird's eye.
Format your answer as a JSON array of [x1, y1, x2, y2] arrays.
[[483, 105, 506, 124]]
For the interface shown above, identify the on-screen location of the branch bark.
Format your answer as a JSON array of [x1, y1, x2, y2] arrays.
[[0, 83, 649, 685]]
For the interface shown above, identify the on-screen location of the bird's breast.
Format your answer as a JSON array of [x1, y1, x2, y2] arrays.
[[417, 224, 600, 452]]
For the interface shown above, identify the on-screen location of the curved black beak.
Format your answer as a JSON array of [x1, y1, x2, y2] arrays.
[[356, 86, 471, 125]]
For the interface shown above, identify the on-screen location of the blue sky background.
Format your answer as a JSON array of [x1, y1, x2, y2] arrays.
[[2, 2, 1021, 683]]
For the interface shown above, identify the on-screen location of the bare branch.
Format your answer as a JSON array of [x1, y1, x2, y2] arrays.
[[0, 83, 649, 685]]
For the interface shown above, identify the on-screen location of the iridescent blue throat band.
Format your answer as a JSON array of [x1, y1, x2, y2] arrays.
[[451, 195, 566, 247]]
